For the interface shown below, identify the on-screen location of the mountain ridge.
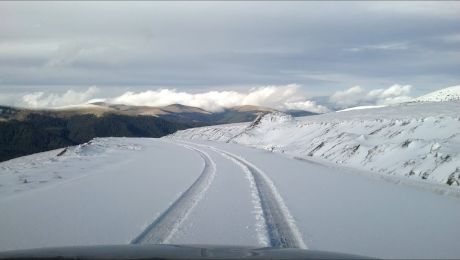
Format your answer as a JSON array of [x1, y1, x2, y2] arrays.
[[0, 103, 317, 162]]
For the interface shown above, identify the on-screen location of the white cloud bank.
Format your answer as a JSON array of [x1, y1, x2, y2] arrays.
[[21, 86, 100, 108], [329, 84, 413, 108], [16, 84, 416, 112], [111, 85, 329, 113], [18, 84, 329, 113]]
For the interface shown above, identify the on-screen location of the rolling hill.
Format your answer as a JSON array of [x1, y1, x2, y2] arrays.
[[0, 103, 317, 162]]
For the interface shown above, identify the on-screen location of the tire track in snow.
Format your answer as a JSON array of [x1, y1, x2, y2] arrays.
[[131, 145, 216, 244], [178, 141, 307, 249], [217, 150, 307, 249], [216, 151, 270, 246]]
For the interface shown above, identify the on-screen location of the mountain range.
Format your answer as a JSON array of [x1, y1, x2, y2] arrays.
[[1, 84, 459, 162], [0, 103, 316, 162]]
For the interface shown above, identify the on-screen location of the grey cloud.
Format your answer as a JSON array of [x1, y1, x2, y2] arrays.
[[0, 1, 459, 97]]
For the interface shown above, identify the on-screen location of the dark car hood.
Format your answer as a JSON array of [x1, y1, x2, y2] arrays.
[[0, 244, 376, 259]]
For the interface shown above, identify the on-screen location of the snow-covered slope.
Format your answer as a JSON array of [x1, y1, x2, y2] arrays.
[[171, 101, 460, 187], [414, 85, 460, 102], [336, 105, 386, 112]]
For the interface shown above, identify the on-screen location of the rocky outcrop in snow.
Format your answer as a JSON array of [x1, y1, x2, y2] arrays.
[[171, 102, 460, 187]]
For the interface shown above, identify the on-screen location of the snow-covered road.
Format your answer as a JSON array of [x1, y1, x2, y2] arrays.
[[169, 140, 460, 258], [131, 145, 216, 244], [192, 142, 306, 249], [1, 137, 460, 258]]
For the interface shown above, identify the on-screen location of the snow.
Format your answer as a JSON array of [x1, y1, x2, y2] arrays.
[[183, 140, 460, 259], [1, 136, 460, 258], [414, 85, 460, 102], [2, 100, 460, 258], [0, 138, 205, 250], [0, 138, 143, 196], [336, 105, 386, 112], [172, 101, 460, 188], [167, 144, 262, 246]]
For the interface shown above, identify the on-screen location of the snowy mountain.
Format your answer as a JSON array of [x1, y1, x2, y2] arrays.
[[414, 85, 460, 102], [171, 101, 460, 187]]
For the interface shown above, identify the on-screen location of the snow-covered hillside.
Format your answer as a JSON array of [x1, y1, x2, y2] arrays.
[[171, 101, 460, 187], [414, 85, 460, 102]]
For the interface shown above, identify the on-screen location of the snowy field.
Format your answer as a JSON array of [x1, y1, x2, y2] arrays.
[[172, 101, 460, 188], [0, 136, 460, 258]]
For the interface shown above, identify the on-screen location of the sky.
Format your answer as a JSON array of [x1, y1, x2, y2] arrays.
[[0, 1, 459, 111]]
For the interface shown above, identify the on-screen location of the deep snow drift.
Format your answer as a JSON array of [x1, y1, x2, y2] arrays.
[[171, 101, 460, 187]]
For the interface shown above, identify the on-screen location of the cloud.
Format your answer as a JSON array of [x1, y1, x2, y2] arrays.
[[284, 101, 330, 113], [111, 84, 328, 113], [20, 86, 99, 108], [329, 86, 365, 108], [1, 2, 459, 91], [368, 2, 460, 17], [15, 84, 328, 113], [329, 84, 413, 108], [367, 84, 412, 104], [345, 42, 409, 52], [441, 33, 460, 43], [14, 84, 415, 112]]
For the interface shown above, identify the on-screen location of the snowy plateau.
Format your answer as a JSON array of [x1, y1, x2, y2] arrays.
[[1, 100, 460, 259]]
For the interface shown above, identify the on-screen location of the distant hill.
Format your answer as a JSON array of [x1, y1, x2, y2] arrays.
[[283, 109, 318, 117], [1, 102, 317, 125], [414, 85, 460, 102], [0, 103, 317, 162], [0, 113, 187, 162]]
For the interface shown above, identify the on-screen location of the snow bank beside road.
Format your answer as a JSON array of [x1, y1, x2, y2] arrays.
[[0, 138, 142, 196], [171, 102, 460, 187]]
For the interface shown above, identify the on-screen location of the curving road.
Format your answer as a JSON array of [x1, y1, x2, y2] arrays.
[[131, 140, 306, 248], [143, 140, 307, 248], [3, 137, 460, 258]]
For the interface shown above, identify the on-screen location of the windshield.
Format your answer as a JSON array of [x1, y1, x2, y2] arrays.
[[0, 1, 459, 259]]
